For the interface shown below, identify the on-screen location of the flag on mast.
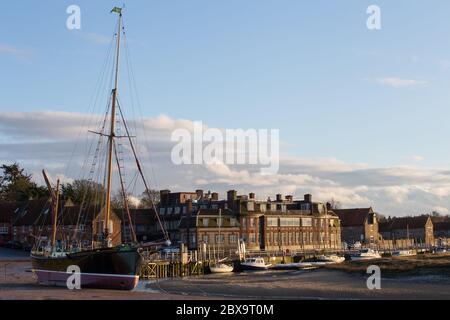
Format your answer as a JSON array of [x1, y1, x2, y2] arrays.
[[111, 7, 122, 14]]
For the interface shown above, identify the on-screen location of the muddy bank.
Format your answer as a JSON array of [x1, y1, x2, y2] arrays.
[[325, 253, 450, 276]]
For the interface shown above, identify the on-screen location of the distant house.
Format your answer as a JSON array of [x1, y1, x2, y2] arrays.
[[121, 208, 158, 243], [433, 221, 450, 245], [11, 199, 122, 248], [0, 202, 19, 243], [333, 208, 379, 244], [379, 216, 434, 246]]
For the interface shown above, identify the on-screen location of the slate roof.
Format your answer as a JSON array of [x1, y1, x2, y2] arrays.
[[333, 208, 373, 227]]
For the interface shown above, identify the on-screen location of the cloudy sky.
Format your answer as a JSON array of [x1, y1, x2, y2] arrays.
[[1, 1, 450, 216]]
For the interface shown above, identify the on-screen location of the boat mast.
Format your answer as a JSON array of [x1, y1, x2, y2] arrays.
[[104, 7, 123, 246], [42, 170, 59, 250]]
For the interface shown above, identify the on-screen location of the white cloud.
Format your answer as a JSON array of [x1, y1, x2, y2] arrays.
[[376, 77, 428, 88], [412, 155, 424, 162], [0, 111, 449, 217], [0, 44, 31, 60]]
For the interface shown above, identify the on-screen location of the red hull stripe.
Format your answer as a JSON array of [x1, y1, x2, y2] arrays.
[[34, 269, 139, 290]]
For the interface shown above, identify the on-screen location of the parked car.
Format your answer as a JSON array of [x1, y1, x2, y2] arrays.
[[5, 240, 23, 249]]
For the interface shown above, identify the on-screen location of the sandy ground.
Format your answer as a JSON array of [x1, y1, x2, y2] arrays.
[[0, 248, 224, 300], [1, 248, 450, 300]]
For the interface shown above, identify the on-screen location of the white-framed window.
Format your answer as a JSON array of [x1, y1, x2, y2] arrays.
[[0, 226, 8, 234], [280, 218, 300, 227], [203, 218, 209, 227], [202, 234, 208, 243], [301, 218, 312, 227], [267, 217, 278, 227], [215, 234, 225, 243], [229, 234, 238, 243], [249, 218, 255, 228], [247, 202, 255, 211]]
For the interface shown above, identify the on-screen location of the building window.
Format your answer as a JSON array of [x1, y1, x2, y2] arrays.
[[0, 226, 8, 234], [190, 233, 196, 245], [242, 218, 247, 228], [230, 218, 238, 227], [249, 233, 256, 243], [203, 218, 209, 227], [202, 234, 208, 243], [160, 208, 166, 215], [267, 217, 278, 227], [301, 218, 312, 227], [229, 234, 238, 243], [300, 203, 310, 211], [249, 218, 255, 228], [280, 218, 300, 227], [175, 207, 181, 214], [247, 202, 255, 211], [215, 234, 225, 243], [167, 208, 173, 215], [260, 204, 266, 212]]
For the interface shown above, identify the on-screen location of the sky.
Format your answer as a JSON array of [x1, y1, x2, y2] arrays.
[[1, 1, 450, 217]]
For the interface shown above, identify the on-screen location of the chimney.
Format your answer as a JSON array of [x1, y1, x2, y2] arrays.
[[285, 195, 293, 203], [249, 193, 255, 200], [227, 190, 237, 202], [211, 192, 219, 201], [196, 189, 204, 199], [160, 189, 171, 206], [304, 194, 312, 203], [276, 194, 283, 202]]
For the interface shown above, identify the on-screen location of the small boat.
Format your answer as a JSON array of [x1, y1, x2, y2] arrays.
[[240, 257, 272, 270], [209, 263, 234, 274], [392, 249, 416, 257], [350, 248, 381, 261], [434, 247, 447, 254], [316, 254, 345, 264]]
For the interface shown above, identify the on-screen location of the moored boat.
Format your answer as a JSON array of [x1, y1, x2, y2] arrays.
[[31, 245, 142, 290], [240, 257, 272, 270], [209, 263, 234, 274], [350, 248, 382, 261], [30, 7, 168, 291], [392, 249, 416, 257]]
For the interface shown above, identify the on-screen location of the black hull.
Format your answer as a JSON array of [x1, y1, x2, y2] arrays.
[[31, 246, 143, 290]]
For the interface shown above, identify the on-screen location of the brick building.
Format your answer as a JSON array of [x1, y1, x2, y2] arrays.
[[11, 199, 122, 249], [379, 216, 434, 246], [333, 208, 380, 245], [159, 190, 341, 253]]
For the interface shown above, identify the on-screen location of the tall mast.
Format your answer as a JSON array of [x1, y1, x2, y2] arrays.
[[104, 7, 123, 245]]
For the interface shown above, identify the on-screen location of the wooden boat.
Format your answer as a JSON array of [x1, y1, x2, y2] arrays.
[[31, 7, 169, 290]]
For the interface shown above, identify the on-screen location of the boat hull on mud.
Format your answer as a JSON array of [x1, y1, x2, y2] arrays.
[[31, 246, 142, 290]]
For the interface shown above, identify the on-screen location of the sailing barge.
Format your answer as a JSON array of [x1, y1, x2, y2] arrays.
[[31, 7, 168, 290]]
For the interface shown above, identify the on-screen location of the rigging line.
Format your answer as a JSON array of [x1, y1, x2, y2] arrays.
[[73, 103, 111, 240], [113, 139, 137, 244], [63, 28, 116, 180], [116, 100, 169, 241], [122, 27, 160, 193]]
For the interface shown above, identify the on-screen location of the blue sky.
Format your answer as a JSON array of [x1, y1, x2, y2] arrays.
[[1, 1, 450, 215]]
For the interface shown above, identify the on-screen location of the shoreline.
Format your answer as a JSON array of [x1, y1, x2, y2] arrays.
[[1, 249, 450, 300]]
